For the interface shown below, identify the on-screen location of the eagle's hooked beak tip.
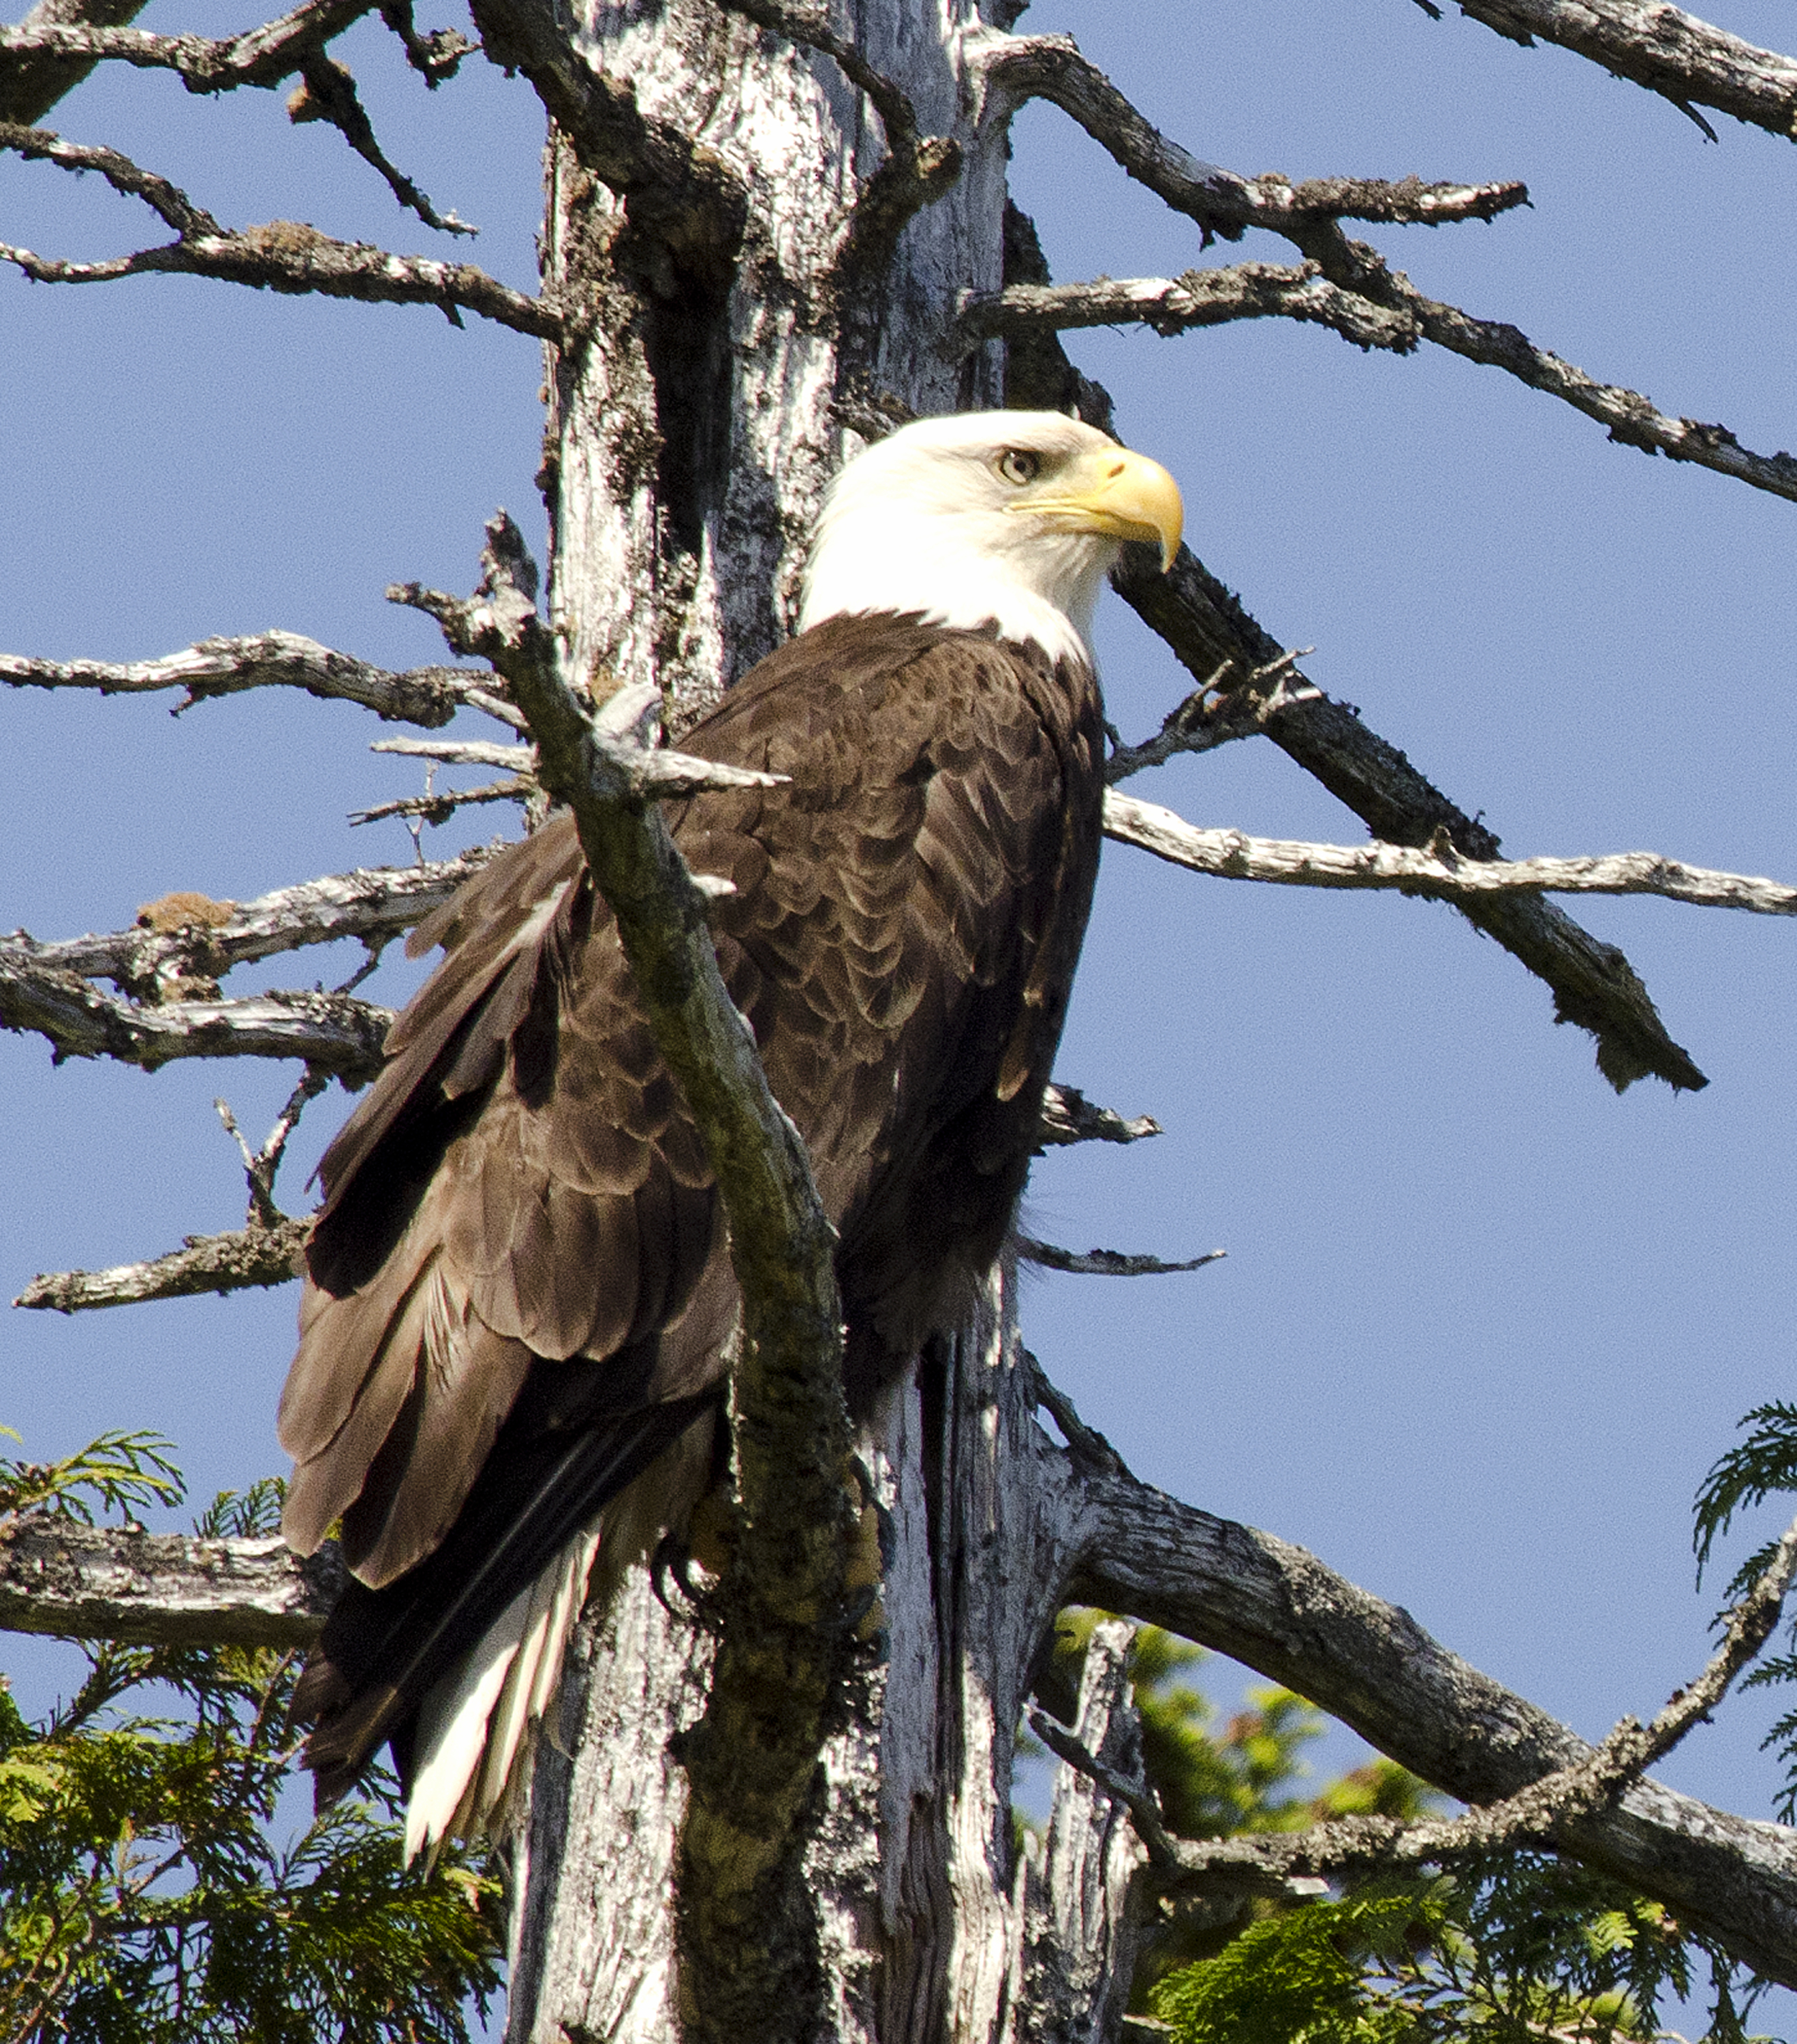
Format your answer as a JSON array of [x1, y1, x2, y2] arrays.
[[1017, 445, 1184, 572]]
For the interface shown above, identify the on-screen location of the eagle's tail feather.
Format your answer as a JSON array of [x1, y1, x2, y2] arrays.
[[404, 1525, 601, 1863]]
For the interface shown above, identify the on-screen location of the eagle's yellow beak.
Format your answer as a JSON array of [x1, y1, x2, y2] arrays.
[[1011, 444, 1184, 572]]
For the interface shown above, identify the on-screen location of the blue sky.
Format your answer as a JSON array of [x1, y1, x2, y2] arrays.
[[6, 0, 1797, 2012]]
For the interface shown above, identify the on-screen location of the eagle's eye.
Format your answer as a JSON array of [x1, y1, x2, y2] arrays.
[[995, 448, 1041, 486]]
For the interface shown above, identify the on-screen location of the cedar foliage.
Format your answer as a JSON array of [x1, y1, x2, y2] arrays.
[[0, 1429, 502, 2044]]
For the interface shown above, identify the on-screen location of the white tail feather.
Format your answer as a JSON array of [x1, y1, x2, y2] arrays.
[[403, 1528, 602, 1863]]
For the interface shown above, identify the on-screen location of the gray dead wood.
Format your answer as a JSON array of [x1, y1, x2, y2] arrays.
[[15, 1217, 309, 1311], [1104, 793, 1797, 918], [1, 629, 487, 726], [15, 850, 490, 1000], [0, 1519, 338, 1647], [1020, 1619, 1151, 2044], [1426, 0, 1797, 144]]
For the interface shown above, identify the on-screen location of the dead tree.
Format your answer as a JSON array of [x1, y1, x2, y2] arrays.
[[11, 0, 1797, 2037]]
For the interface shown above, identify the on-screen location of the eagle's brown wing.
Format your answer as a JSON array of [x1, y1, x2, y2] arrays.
[[280, 614, 1103, 1795]]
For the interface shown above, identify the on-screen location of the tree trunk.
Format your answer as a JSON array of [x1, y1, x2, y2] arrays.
[[489, 5, 1134, 2034]]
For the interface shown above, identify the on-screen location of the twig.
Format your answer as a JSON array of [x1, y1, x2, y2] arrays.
[[1034, 1082, 1160, 1149], [1399, 278, 1797, 504], [215, 1064, 329, 1224], [2, 630, 498, 728], [1017, 1237, 1224, 1278], [0, 0, 392, 99], [351, 776, 534, 826], [1025, 1352, 1132, 1482], [1104, 650, 1316, 784], [369, 736, 535, 769], [15, 1218, 309, 1312], [0, 126, 562, 339], [287, 51, 475, 234], [1431, 0, 1797, 147]]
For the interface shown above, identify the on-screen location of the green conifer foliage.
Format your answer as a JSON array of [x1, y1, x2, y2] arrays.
[[0, 1431, 503, 2043]]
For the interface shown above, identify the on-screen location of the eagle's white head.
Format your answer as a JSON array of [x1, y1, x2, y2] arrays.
[[798, 411, 1184, 670]]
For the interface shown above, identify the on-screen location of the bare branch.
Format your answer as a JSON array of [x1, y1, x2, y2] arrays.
[[286, 51, 475, 234], [976, 262, 1797, 510], [16, 850, 490, 998], [1589, 1509, 1797, 1788], [1104, 651, 1318, 784], [1016, 1237, 1225, 1278], [1104, 794, 1797, 920], [0, 0, 153, 126], [0, 0, 374, 97], [1034, 1082, 1161, 1149], [1069, 1458, 1797, 1984], [1052, 1510, 1797, 1913], [369, 735, 535, 769], [969, 31, 1525, 247], [1110, 547, 1706, 1095], [0, 961, 390, 1079], [0, 1519, 338, 1648], [351, 775, 533, 827], [1398, 279, 1797, 504], [1428, 0, 1797, 147], [956, 264, 1418, 354], [15, 1218, 308, 1312], [0, 126, 563, 338], [1, 628, 496, 727]]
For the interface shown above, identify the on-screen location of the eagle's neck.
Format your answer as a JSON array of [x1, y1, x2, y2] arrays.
[[798, 518, 1113, 671]]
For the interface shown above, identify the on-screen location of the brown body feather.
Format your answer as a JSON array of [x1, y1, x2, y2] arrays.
[[279, 614, 1105, 1801]]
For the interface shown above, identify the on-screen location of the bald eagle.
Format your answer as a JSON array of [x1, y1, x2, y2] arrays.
[[278, 411, 1183, 1856]]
